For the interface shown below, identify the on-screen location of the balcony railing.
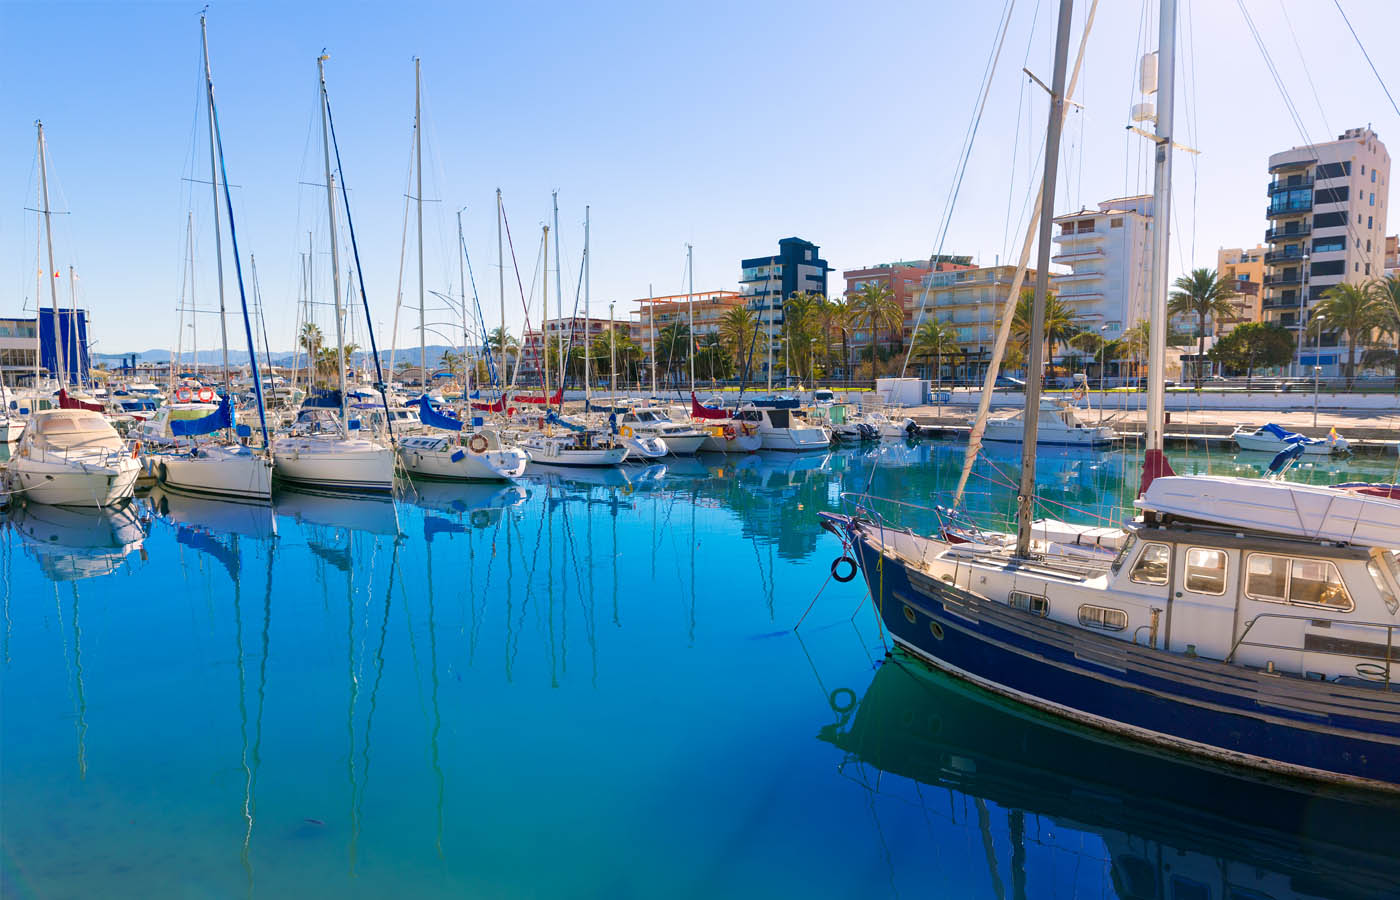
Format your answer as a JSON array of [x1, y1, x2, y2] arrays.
[[1263, 249, 1307, 265], [1261, 296, 1301, 310], [1267, 199, 1312, 217], [1264, 224, 1311, 242], [1267, 176, 1314, 195], [1263, 272, 1303, 287]]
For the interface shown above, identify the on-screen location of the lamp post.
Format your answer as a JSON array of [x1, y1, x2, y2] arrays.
[[1312, 311, 1326, 428]]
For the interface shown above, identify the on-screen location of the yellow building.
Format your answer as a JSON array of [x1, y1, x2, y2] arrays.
[[915, 265, 1040, 380], [629, 291, 746, 363], [1216, 245, 1267, 327]]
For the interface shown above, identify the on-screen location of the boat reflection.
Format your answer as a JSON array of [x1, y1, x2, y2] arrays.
[[149, 486, 278, 541], [524, 462, 667, 491], [272, 485, 402, 537], [820, 653, 1400, 900], [403, 478, 529, 538], [6, 500, 149, 580]]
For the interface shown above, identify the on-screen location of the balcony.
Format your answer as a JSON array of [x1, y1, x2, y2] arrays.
[[1057, 291, 1105, 302], [1050, 270, 1105, 284], [1052, 227, 1103, 242], [1267, 199, 1312, 218], [1267, 176, 1314, 195], [1263, 249, 1307, 265], [1261, 296, 1301, 310], [1264, 224, 1311, 242], [1269, 156, 1316, 174], [1263, 272, 1303, 287], [1050, 248, 1104, 264]]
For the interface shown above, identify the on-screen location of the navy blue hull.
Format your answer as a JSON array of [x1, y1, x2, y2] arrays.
[[846, 524, 1400, 791]]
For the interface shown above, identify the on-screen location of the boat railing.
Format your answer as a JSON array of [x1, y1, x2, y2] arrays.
[[1226, 612, 1397, 689]]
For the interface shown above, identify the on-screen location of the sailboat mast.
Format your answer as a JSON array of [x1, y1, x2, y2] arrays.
[[497, 189, 506, 395], [201, 16, 232, 395], [317, 54, 349, 425], [36, 121, 65, 387], [542, 225, 550, 401], [584, 206, 591, 406], [649, 285, 656, 396], [552, 191, 562, 398], [457, 208, 468, 407], [687, 244, 695, 392], [1145, 0, 1176, 459], [1014, 0, 1075, 559], [68, 266, 81, 389], [609, 300, 616, 401], [415, 57, 426, 390]]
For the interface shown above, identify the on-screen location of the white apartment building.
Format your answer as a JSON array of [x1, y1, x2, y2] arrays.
[[1264, 126, 1389, 374], [1049, 195, 1153, 339]]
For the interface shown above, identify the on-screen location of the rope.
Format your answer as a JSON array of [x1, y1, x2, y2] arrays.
[[1333, 0, 1400, 120]]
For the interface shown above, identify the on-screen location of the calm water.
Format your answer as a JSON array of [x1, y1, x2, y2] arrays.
[[3, 442, 1399, 899]]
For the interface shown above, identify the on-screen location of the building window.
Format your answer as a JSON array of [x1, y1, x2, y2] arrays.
[[1111, 217, 1123, 228], [1185, 548, 1228, 595], [1130, 543, 1170, 585], [1368, 216, 1373, 229], [1370, 192, 1376, 206], [1312, 236, 1345, 253], [1372, 169, 1377, 182]]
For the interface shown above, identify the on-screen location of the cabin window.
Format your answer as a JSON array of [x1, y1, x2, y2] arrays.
[[1008, 591, 1048, 616], [1184, 548, 1228, 595], [1078, 604, 1127, 631], [1366, 556, 1398, 615], [1130, 543, 1170, 585], [1244, 553, 1354, 611], [768, 409, 790, 428]]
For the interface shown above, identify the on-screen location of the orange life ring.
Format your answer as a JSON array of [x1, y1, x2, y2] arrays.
[[468, 434, 488, 454], [722, 424, 736, 440], [175, 386, 193, 402], [620, 425, 633, 439], [197, 387, 215, 403]]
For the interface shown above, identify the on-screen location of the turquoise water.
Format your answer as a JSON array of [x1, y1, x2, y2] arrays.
[[3, 442, 1398, 898]]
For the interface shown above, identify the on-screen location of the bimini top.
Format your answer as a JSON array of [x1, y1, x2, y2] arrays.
[[1136, 475, 1400, 548]]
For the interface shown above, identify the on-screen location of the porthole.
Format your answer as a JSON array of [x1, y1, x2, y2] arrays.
[[929, 621, 945, 640], [903, 605, 917, 624]]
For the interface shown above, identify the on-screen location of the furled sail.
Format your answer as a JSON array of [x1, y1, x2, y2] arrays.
[[416, 395, 463, 432]]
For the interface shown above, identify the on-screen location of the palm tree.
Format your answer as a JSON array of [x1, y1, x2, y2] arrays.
[[719, 306, 765, 387], [486, 326, 519, 383], [783, 291, 821, 383], [851, 282, 903, 378], [911, 318, 959, 385], [656, 322, 691, 387], [1314, 282, 1383, 389], [299, 322, 323, 358], [694, 333, 733, 384], [823, 296, 857, 382], [1008, 288, 1079, 379], [1168, 268, 1238, 388], [1365, 276, 1400, 388]]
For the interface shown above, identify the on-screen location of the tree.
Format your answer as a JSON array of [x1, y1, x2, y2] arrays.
[[851, 282, 903, 378], [1168, 268, 1238, 388], [719, 305, 765, 388], [300, 322, 323, 359], [1365, 275, 1400, 387], [783, 291, 822, 384], [486, 327, 519, 383], [656, 322, 691, 386], [823, 296, 858, 382], [1007, 288, 1079, 378], [1314, 282, 1383, 389], [911, 318, 959, 385], [694, 333, 733, 384], [1207, 321, 1294, 387]]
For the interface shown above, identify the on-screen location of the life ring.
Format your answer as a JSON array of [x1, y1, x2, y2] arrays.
[[722, 424, 736, 440], [829, 688, 856, 714], [175, 386, 193, 402], [130, 440, 141, 459], [620, 425, 633, 439], [831, 555, 858, 583], [468, 434, 488, 454], [197, 387, 215, 403]]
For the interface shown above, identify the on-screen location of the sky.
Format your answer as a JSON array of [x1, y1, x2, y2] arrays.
[[1, 0, 1397, 356]]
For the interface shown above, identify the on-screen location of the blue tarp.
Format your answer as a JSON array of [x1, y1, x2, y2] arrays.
[[546, 410, 586, 432], [1260, 423, 1305, 442], [170, 396, 233, 437], [302, 389, 342, 409], [416, 395, 463, 432], [750, 397, 800, 409], [1268, 443, 1305, 474]]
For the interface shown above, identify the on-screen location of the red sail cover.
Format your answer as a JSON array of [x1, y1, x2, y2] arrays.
[[470, 396, 507, 412], [58, 389, 104, 413], [690, 392, 729, 420], [511, 387, 563, 406]]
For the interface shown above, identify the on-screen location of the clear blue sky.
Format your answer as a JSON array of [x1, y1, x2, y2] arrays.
[[1, 0, 1396, 355]]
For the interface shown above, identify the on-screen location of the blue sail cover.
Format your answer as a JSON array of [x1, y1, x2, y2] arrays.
[[170, 395, 233, 437], [545, 410, 586, 432], [38, 308, 91, 385], [302, 389, 342, 409], [1260, 423, 1307, 443], [416, 395, 463, 432]]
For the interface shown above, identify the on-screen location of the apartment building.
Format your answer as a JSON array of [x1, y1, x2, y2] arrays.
[[1386, 234, 1398, 278], [630, 290, 746, 366], [1049, 195, 1153, 339], [739, 238, 830, 342], [913, 265, 1041, 381], [1263, 126, 1389, 373], [1216, 245, 1268, 328], [518, 316, 632, 382], [842, 256, 974, 350]]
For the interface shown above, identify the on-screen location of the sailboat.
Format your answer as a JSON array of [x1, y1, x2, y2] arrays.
[[821, 0, 1400, 791], [271, 53, 396, 494], [8, 122, 141, 508], [394, 61, 527, 483], [144, 14, 274, 502], [0, 367, 23, 443]]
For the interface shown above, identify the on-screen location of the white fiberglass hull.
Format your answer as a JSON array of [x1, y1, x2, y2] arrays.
[[151, 445, 274, 500], [524, 443, 629, 468], [620, 436, 667, 459], [699, 430, 761, 453], [398, 445, 527, 481], [655, 433, 707, 455], [758, 427, 831, 452], [9, 454, 141, 507], [0, 418, 23, 443], [982, 419, 1113, 447], [1233, 430, 1347, 455], [271, 436, 396, 493]]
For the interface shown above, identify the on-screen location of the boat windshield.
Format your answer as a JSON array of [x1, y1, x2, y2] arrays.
[[1110, 532, 1138, 574], [33, 413, 122, 452]]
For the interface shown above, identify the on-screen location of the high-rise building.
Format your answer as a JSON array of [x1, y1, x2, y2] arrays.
[[1263, 126, 1389, 374], [1049, 195, 1153, 338], [739, 237, 830, 343], [842, 257, 974, 360]]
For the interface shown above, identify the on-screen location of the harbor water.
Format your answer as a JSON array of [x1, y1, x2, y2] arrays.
[[3, 442, 1399, 898]]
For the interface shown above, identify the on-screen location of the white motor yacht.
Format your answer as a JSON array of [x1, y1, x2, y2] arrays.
[[271, 408, 396, 493], [982, 398, 1114, 448], [399, 428, 528, 481], [7, 408, 141, 507], [617, 406, 707, 455], [733, 403, 832, 452], [521, 429, 629, 467], [1233, 423, 1349, 456]]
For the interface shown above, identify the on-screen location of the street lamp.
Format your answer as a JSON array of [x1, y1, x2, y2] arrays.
[[1311, 311, 1326, 428]]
